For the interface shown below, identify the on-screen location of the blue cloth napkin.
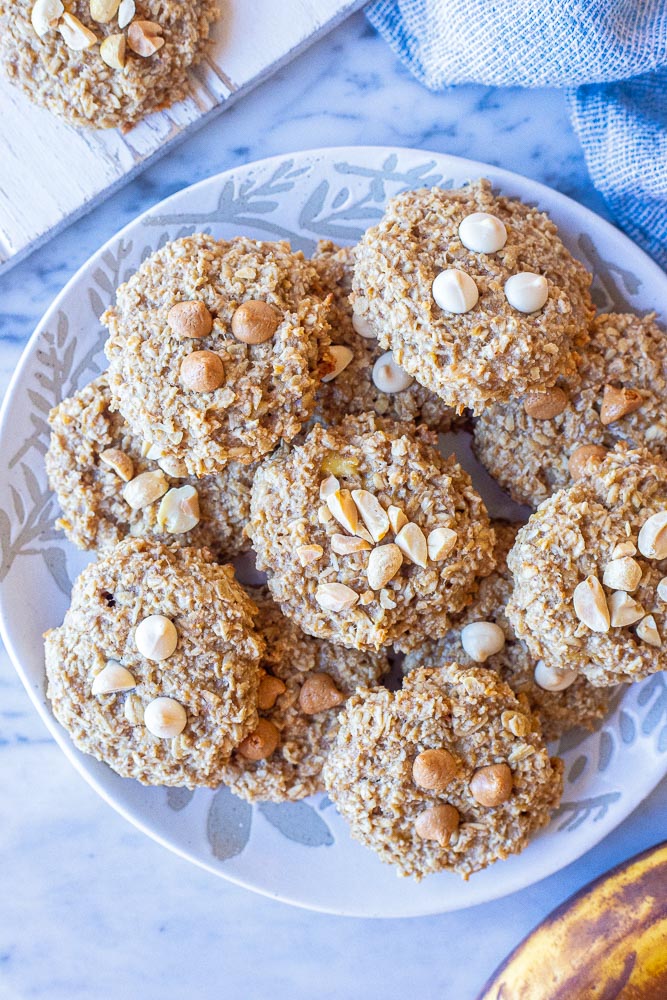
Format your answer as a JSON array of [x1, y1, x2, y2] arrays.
[[367, 0, 667, 268]]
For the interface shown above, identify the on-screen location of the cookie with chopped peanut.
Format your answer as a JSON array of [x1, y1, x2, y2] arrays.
[[219, 589, 389, 802], [46, 374, 255, 558], [104, 234, 331, 475], [247, 412, 496, 652], [44, 538, 265, 787], [508, 445, 667, 685], [403, 523, 613, 742], [352, 179, 593, 414], [311, 241, 455, 431], [322, 664, 563, 880], [474, 313, 667, 507], [0, 1, 219, 130]]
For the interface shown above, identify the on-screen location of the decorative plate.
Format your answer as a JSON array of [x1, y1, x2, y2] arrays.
[[1, 147, 666, 918]]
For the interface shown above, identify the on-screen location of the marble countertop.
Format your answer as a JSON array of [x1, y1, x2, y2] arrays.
[[1, 11, 665, 1000]]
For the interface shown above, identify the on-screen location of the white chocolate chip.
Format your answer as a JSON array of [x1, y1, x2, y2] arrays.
[[657, 577, 667, 602], [321, 345, 354, 382], [395, 522, 428, 568], [59, 12, 97, 48], [602, 557, 642, 592], [117, 0, 135, 29], [533, 661, 578, 692], [99, 447, 134, 482], [387, 505, 408, 534], [31, 0, 64, 37], [91, 661, 136, 695], [315, 583, 359, 612], [156, 485, 200, 534], [460, 621, 505, 663], [609, 591, 644, 627], [297, 544, 323, 566], [612, 540, 637, 559], [122, 470, 169, 510], [636, 614, 661, 647], [326, 489, 358, 534], [352, 310, 375, 339], [135, 615, 178, 661], [371, 352, 414, 394], [319, 474, 340, 500], [144, 697, 187, 739], [367, 543, 403, 590], [330, 534, 371, 555], [573, 576, 610, 632], [458, 212, 507, 254], [432, 268, 479, 314], [504, 272, 548, 313], [351, 490, 390, 543], [638, 511, 667, 559], [427, 527, 458, 562]]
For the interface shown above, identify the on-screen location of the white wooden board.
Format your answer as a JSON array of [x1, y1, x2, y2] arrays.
[[0, 0, 366, 275]]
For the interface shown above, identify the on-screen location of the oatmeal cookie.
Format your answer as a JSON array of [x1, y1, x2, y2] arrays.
[[45, 539, 264, 787], [247, 412, 496, 652], [104, 234, 330, 475], [219, 589, 389, 802], [474, 313, 667, 507], [508, 446, 667, 685], [312, 241, 455, 432], [46, 374, 254, 558], [403, 524, 613, 741], [0, 1, 219, 130], [323, 664, 563, 880], [352, 179, 593, 414]]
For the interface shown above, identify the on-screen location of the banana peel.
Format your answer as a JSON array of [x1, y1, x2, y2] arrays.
[[478, 840, 667, 999]]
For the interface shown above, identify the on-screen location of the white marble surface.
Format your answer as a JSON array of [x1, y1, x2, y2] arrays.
[[0, 11, 665, 1000]]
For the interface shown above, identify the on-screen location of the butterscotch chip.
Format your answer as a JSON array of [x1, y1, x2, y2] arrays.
[[180, 350, 225, 392], [231, 300, 281, 344], [568, 445, 608, 481], [469, 763, 513, 807], [600, 385, 643, 425], [168, 301, 213, 340], [298, 673, 344, 714], [257, 675, 286, 711], [237, 719, 280, 761], [523, 387, 568, 420], [323, 665, 562, 880]]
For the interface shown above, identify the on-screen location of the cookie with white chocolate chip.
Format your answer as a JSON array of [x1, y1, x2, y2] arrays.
[[474, 312, 667, 507], [403, 524, 613, 742], [104, 235, 331, 475], [0, 1, 219, 130], [44, 538, 265, 787], [352, 179, 593, 414], [219, 589, 389, 802], [46, 374, 255, 558], [247, 412, 496, 652], [311, 241, 456, 432], [508, 445, 667, 685], [322, 664, 563, 880]]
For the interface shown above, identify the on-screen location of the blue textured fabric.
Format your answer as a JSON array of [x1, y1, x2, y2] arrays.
[[367, 0, 667, 268]]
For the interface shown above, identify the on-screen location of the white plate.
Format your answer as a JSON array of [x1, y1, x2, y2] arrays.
[[1, 146, 667, 918]]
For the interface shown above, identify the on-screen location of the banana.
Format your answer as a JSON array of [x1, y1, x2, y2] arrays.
[[478, 841, 667, 999]]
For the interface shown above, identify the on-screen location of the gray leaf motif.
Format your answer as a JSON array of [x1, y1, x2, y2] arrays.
[[41, 547, 72, 596], [258, 801, 334, 848], [206, 786, 252, 861], [554, 791, 621, 833], [166, 787, 195, 812]]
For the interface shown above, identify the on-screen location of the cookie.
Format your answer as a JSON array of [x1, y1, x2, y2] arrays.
[[103, 234, 330, 475], [44, 538, 264, 787], [352, 179, 593, 414], [323, 665, 563, 880], [474, 313, 667, 507], [312, 241, 455, 432], [46, 374, 254, 558], [403, 524, 613, 741], [508, 446, 667, 685], [247, 412, 496, 651], [219, 589, 389, 802], [0, 1, 219, 130]]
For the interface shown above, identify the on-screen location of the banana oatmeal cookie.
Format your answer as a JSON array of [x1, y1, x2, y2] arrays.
[[352, 179, 593, 414], [46, 374, 255, 558], [0, 1, 219, 130], [44, 538, 264, 787], [247, 413, 496, 652], [323, 664, 563, 880], [219, 589, 389, 802], [508, 445, 667, 685], [104, 234, 330, 475], [312, 241, 455, 432], [474, 313, 667, 507], [403, 524, 613, 741]]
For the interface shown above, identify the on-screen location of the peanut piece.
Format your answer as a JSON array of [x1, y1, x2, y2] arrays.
[[319, 474, 340, 500], [122, 469, 169, 510], [427, 527, 458, 561], [257, 675, 286, 711], [297, 544, 323, 566], [387, 505, 408, 534], [573, 576, 610, 632], [231, 300, 280, 344], [568, 444, 607, 481], [91, 661, 135, 695], [157, 454, 188, 478], [412, 749, 458, 792], [534, 661, 578, 691], [657, 577, 667, 602], [31, 0, 64, 38], [315, 583, 359, 613], [299, 673, 344, 714], [167, 301, 213, 339], [90, 0, 120, 24], [237, 719, 280, 760], [352, 489, 390, 543], [636, 614, 661, 647], [117, 0, 135, 29], [156, 485, 200, 534], [144, 697, 187, 739], [59, 12, 97, 48], [395, 522, 427, 568], [638, 511, 667, 559], [327, 489, 358, 535], [469, 763, 513, 807], [99, 447, 134, 482], [99, 33, 126, 70], [330, 534, 371, 555], [321, 345, 354, 382], [523, 387, 568, 420], [460, 621, 505, 662], [180, 350, 225, 392], [414, 804, 459, 847], [602, 556, 642, 592], [600, 385, 643, 425], [366, 543, 403, 590], [135, 614, 178, 660], [612, 540, 637, 559], [609, 591, 644, 627], [127, 19, 164, 57]]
